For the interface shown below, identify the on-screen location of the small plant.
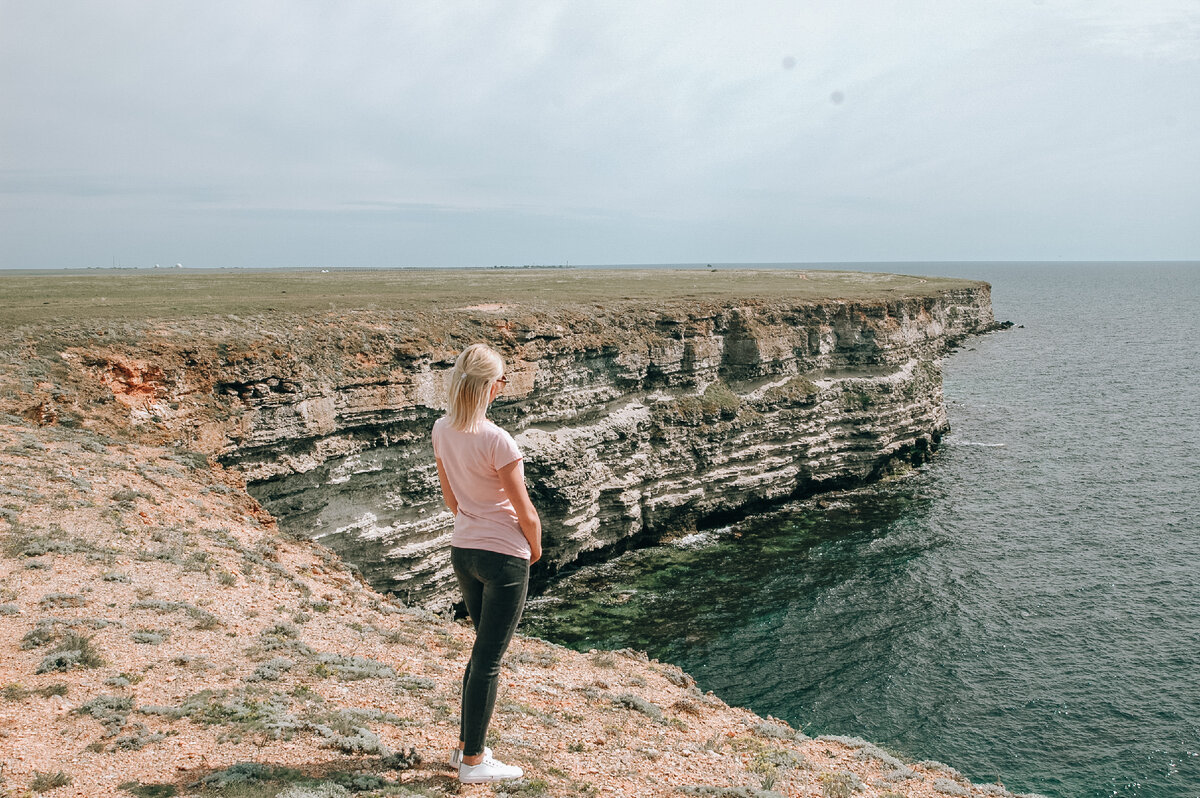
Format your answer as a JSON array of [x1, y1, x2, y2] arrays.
[[111, 488, 153, 509], [37, 631, 105, 673], [841, 390, 873, 411], [111, 722, 167, 751], [130, 598, 220, 629], [3, 683, 42, 701], [117, 781, 178, 797], [589, 651, 617, 668], [311, 651, 395, 681], [276, 784, 350, 798], [106, 672, 144, 686], [702, 380, 741, 418], [395, 675, 435, 692], [819, 771, 861, 798], [753, 720, 796, 739], [21, 622, 57, 649], [933, 778, 970, 796], [613, 693, 664, 723], [77, 694, 134, 736], [30, 770, 72, 792], [39, 592, 87, 608], [762, 375, 820, 406], [504, 779, 551, 796], [248, 657, 295, 682], [197, 762, 304, 790]]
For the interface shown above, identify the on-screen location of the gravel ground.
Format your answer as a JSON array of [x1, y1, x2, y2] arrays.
[[0, 421, 1043, 798]]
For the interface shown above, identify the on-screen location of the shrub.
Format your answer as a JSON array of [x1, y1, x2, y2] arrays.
[[933, 778, 970, 796], [395, 675, 435, 692], [30, 770, 72, 792], [248, 657, 295, 682], [753, 720, 797, 740], [311, 722, 386, 755], [819, 772, 862, 798], [2, 682, 68, 701], [680, 787, 783, 798], [39, 592, 87, 608], [130, 599, 220, 629], [702, 380, 742, 417], [311, 652, 395, 681], [197, 762, 304, 789], [613, 693, 664, 723], [117, 781, 178, 798], [141, 689, 302, 741], [77, 694, 134, 736], [277, 785, 349, 798], [252, 623, 314, 659], [762, 375, 819, 405], [37, 632, 104, 673], [21, 623, 57, 649], [111, 722, 167, 751]]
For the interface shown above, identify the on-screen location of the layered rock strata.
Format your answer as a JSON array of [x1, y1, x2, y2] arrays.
[[222, 283, 995, 609]]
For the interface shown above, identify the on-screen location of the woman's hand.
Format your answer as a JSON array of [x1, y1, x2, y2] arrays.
[[498, 458, 542, 563]]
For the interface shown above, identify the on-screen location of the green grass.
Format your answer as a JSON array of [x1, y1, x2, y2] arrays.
[[0, 267, 980, 329]]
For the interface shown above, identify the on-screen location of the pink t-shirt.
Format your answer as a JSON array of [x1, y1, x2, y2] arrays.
[[432, 416, 530, 559]]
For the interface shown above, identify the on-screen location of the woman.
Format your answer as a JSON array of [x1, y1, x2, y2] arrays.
[[432, 343, 542, 784]]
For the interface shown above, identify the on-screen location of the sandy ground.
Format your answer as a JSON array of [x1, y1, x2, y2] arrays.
[[0, 419, 1041, 798]]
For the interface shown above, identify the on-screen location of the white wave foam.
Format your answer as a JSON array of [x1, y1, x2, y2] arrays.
[[671, 529, 726, 549]]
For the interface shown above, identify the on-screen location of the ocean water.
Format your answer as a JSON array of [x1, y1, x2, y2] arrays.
[[521, 262, 1200, 798]]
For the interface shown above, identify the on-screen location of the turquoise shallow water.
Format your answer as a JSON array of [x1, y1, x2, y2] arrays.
[[522, 262, 1200, 798]]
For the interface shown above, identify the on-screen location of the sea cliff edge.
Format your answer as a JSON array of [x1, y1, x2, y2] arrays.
[[0, 268, 1040, 797]]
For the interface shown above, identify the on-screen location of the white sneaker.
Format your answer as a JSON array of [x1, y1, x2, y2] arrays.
[[458, 753, 523, 783], [449, 745, 492, 768]]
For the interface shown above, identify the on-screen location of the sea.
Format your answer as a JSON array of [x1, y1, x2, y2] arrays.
[[521, 262, 1200, 798]]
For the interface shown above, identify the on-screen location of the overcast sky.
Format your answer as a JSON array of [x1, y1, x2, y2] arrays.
[[1, 1, 1197, 269]]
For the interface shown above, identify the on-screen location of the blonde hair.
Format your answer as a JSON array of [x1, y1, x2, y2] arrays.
[[446, 343, 504, 433]]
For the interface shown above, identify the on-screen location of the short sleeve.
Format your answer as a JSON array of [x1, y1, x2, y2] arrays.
[[491, 427, 522, 471], [431, 417, 443, 459]]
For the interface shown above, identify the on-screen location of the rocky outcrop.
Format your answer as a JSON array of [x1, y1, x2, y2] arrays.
[[221, 283, 995, 609]]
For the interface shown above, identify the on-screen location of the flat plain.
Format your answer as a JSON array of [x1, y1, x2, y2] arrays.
[[0, 267, 981, 328]]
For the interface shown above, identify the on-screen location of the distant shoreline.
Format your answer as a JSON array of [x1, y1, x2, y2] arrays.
[[2, 258, 1198, 276]]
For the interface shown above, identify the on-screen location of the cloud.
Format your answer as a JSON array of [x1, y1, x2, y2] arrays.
[[1, 0, 1197, 266]]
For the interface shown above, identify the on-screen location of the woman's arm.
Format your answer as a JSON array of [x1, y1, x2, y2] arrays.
[[435, 458, 458, 515], [498, 459, 542, 564]]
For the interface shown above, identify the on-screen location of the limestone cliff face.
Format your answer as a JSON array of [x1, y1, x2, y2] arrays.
[[221, 286, 995, 609]]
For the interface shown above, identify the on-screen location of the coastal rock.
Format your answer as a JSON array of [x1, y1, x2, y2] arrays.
[[221, 289, 996, 608]]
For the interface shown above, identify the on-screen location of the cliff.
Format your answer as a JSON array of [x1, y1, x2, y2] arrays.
[[222, 278, 993, 608], [0, 268, 995, 610]]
